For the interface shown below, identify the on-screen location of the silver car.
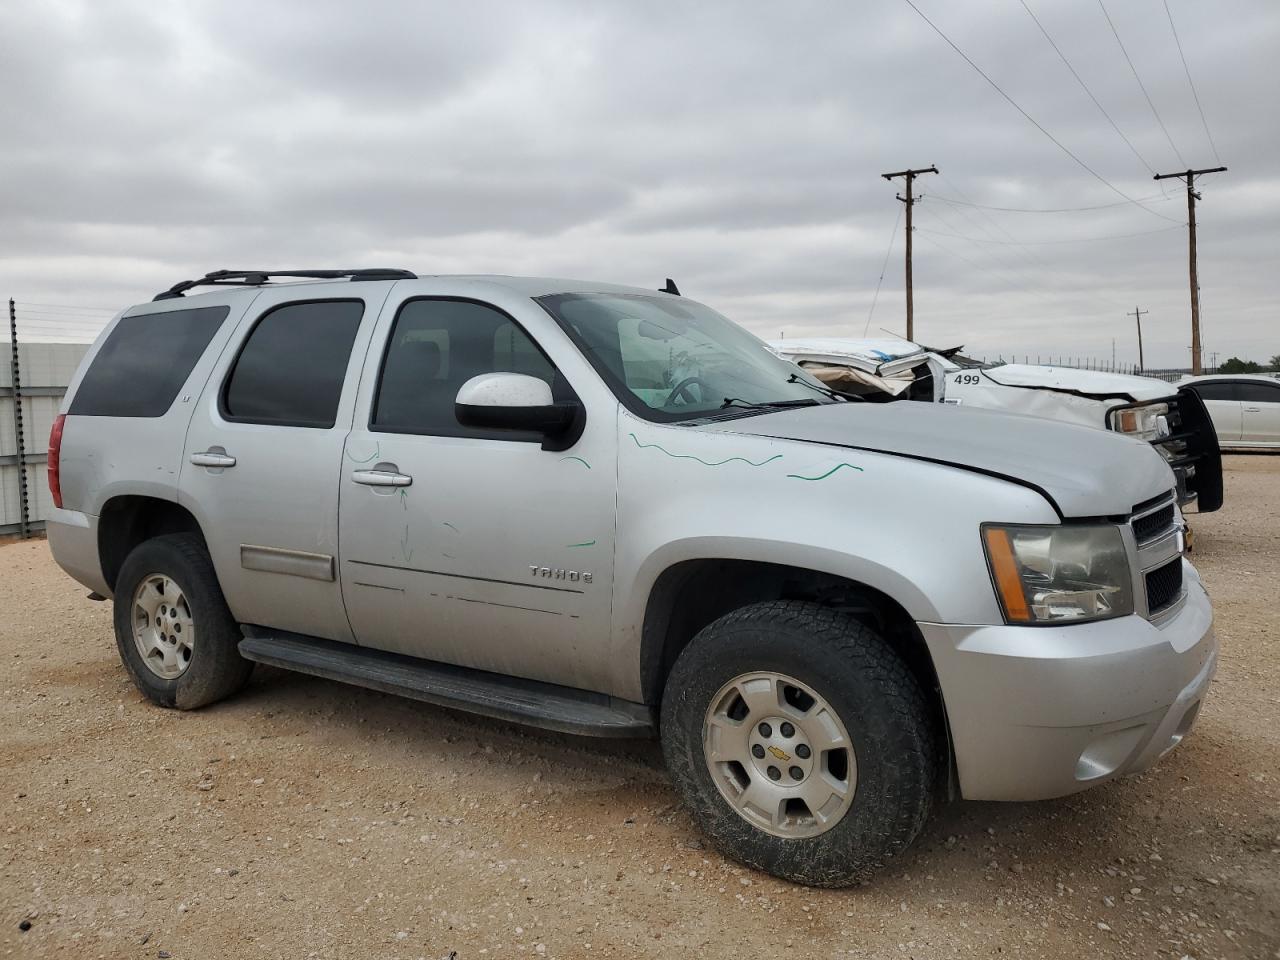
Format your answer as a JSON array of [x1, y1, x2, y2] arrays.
[[46, 269, 1216, 887]]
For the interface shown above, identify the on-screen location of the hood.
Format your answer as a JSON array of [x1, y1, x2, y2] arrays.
[[982, 364, 1176, 402], [705, 401, 1174, 518]]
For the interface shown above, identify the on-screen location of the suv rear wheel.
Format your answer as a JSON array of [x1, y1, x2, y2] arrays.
[[112, 533, 253, 709], [660, 600, 939, 887]]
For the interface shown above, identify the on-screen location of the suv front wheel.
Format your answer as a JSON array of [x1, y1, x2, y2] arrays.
[[112, 533, 254, 709], [660, 600, 939, 887]]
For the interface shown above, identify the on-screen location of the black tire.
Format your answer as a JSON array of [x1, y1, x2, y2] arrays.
[[112, 533, 254, 710], [660, 600, 940, 887]]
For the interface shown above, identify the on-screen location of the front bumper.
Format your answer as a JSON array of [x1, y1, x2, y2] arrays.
[[919, 562, 1216, 801]]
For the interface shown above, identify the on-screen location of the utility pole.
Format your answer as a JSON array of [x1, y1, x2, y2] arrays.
[[881, 165, 938, 341], [1153, 166, 1227, 375], [1127, 306, 1148, 372]]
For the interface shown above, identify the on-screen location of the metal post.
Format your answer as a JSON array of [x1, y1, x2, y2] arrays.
[[8, 298, 30, 539]]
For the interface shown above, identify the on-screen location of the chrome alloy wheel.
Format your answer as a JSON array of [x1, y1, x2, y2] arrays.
[[703, 671, 856, 839], [130, 573, 195, 680]]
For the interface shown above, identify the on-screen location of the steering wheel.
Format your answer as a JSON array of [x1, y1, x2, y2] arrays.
[[665, 376, 709, 407]]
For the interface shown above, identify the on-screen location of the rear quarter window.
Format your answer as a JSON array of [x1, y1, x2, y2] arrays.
[[68, 306, 229, 417]]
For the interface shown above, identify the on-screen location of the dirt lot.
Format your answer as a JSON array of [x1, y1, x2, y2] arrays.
[[2, 457, 1277, 960]]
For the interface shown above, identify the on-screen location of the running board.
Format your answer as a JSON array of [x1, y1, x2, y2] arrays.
[[238, 629, 654, 738]]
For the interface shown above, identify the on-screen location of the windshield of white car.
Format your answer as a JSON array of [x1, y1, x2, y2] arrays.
[[536, 292, 840, 422]]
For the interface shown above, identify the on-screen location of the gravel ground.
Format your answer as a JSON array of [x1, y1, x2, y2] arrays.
[[2, 455, 1277, 959]]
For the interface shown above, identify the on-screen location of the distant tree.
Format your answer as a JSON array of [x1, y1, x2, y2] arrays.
[[1219, 356, 1264, 374], [1270, 354, 1280, 371]]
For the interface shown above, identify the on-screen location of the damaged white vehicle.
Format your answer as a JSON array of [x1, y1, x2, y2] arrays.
[[771, 337, 1223, 512]]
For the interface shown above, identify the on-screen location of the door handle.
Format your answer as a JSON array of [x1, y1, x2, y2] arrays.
[[1244, 406, 1261, 412], [190, 450, 237, 468], [352, 468, 413, 487]]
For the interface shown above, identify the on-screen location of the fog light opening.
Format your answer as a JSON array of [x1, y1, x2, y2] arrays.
[[1074, 725, 1148, 782]]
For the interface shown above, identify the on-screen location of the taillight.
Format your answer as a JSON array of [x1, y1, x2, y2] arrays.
[[48, 414, 65, 509]]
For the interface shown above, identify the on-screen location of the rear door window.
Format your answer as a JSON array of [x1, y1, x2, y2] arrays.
[[222, 300, 364, 428], [69, 306, 228, 417], [1237, 381, 1280, 404]]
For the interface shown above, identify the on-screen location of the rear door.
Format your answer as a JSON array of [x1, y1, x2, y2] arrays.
[[337, 292, 620, 695], [1238, 380, 1280, 445], [179, 285, 392, 642], [1189, 381, 1243, 444]]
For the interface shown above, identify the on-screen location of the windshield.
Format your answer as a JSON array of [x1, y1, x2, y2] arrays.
[[536, 292, 838, 422]]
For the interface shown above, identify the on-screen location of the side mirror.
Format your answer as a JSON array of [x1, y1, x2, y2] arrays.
[[455, 373, 579, 437]]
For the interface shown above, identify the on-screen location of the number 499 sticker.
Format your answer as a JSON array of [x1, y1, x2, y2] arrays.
[[952, 373, 981, 385]]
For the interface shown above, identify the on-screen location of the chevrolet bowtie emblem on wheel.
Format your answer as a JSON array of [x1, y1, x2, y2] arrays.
[[767, 745, 791, 762]]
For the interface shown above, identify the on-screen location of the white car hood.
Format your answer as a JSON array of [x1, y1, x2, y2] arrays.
[[706, 401, 1174, 518], [982, 364, 1176, 402]]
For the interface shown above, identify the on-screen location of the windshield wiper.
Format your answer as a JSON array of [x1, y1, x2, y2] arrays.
[[787, 373, 859, 402], [719, 397, 821, 410]]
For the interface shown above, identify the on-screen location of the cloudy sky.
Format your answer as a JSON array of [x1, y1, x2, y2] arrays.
[[2, 0, 1276, 367]]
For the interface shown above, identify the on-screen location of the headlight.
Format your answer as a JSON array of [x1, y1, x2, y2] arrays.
[[1109, 402, 1170, 441], [982, 523, 1133, 624]]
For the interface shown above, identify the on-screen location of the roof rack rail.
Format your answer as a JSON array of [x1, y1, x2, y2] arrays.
[[153, 268, 417, 301]]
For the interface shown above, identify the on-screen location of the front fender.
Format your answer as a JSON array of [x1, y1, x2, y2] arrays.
[[605, 417, 1059, 700]]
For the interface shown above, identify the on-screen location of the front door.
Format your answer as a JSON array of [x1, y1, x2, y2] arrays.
[[337, 296, 618, 694], [180, 287, 390, 642], [1191, 381, 1243, 444]]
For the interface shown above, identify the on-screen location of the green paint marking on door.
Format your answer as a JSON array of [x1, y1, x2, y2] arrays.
[[786, 463, 864, 481], [566, 540, 596, 548], [559, 456, 592, 469], [629, 433, 781, 467]]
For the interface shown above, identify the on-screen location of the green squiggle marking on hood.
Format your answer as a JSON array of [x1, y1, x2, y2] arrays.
[[786, 463, 864, 481], [630, 433, 781, 468]]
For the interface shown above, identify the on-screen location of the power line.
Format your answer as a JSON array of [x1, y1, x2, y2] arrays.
[[929, 193, 1173, 214], [920, 196, 1136, 317], [917, 222, 1185, 245], [1018, 0, 1160, 176], [930, 172, 1129, 311], [864, 205, 904, 336], [926, 174, 1109, 305], [1097, 0, 1186, 168], [913, 229, 1112, 320], [899, 0, 1180, 223], [1163, 0, 1221, 164]]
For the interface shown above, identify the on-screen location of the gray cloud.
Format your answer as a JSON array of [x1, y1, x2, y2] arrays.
[[1, 0, 1276, 365]]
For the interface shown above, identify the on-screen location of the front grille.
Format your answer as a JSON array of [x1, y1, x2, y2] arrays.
[[1132, 503, 1176, 543], [1145, 558, 1184, 613]]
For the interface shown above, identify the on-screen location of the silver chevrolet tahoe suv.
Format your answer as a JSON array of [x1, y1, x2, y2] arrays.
[[47, 269, 1217, 887]]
